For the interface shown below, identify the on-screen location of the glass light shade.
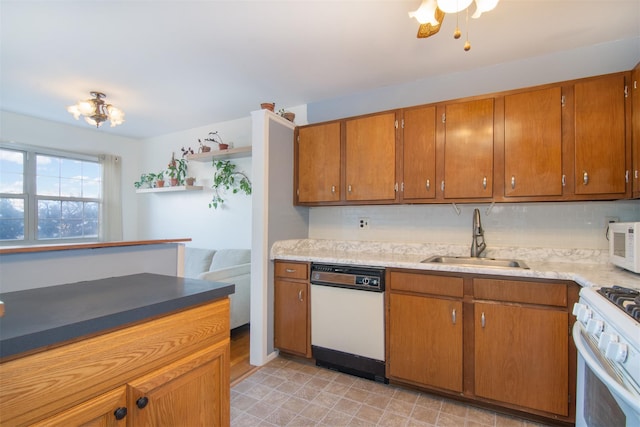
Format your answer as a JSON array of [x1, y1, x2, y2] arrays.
[[67, 105, 81, 119], [408, 0, 439, 26], [84, 116, 101, 127], [77, 100, 95, 115], [472, 0, 499, 18], [107, 106, 125, 127], [436, 0, 473, 14]]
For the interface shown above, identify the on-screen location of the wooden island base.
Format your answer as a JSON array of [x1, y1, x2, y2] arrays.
[[0, 298, 230, 426]]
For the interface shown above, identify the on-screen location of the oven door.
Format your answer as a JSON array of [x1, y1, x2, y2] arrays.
[[573, 322, 640, 427]]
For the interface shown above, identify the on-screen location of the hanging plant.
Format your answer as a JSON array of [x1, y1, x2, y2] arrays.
[[209, 160, 252, 209]]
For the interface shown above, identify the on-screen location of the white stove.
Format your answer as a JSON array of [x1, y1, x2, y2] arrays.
[[572, 286, 640, 426]]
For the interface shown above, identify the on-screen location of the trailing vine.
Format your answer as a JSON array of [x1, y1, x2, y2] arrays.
[[209, 160, 252, 209]]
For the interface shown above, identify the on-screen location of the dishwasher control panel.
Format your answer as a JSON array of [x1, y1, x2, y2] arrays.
[[310, 263, 385, 292]]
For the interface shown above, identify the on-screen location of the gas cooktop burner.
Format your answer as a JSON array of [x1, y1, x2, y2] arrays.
[[597, 286, 640, 322]]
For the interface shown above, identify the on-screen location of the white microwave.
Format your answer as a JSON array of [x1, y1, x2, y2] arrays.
[[609, 222, 640, 273]]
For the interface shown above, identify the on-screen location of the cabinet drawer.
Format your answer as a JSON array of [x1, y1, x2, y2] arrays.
[[390, 271, 463, 298], [474, 278, 567, 307], [275, 261, 309, 280]]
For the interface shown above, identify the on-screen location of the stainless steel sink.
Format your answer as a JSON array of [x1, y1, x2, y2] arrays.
[[421, 255, 529, 269]]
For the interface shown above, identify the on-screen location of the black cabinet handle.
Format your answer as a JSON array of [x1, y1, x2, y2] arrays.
[[136, 396, 149, 409], [113, 407, 127, 420]]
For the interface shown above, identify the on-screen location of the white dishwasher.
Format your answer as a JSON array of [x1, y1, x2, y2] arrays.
[[310, 263, 387, 383]]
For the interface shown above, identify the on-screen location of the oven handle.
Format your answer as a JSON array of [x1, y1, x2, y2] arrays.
[[573, 322, 640, 413]]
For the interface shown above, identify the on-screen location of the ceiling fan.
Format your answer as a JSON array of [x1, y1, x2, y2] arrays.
[[409, 0, 499, 47], [415, 6, 445, 38]]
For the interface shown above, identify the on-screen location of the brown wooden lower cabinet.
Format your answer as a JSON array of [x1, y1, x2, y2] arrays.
[[388, 293, 463, 392], [474, 302, 569, 416], [274, 260, 311, 357], [387, 269, 578, 424], [0, 299, 231, 426]]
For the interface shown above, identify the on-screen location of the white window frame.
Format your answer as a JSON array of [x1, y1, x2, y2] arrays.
[[1, 143, 103, 245]]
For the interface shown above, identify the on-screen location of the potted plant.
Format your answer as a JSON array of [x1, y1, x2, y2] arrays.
[[203, 131, 229, 150], [260, 102, 275, 112], [134, 173, 154, 189], [185, 177, 196, 186], [209, 160, 252, 209], [181, 146, 194, 157], [197, 139, 211, 153], [167, 154, 188, 186], [278, 109, 295, 122], [155, 170, 166, 187]]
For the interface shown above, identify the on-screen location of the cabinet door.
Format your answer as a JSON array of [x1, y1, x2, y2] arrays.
[[388, 293, 463, 392], [474, 302, 568, 416], [127, 341, 230, 427], [274, 279, 310, 357], [30, 387, 127, 427], [345, 112, 397, 201], [574, 74, 627, 195], [297, 122, 341, 203], [505, 87, 563, 197], [443, 98, 494, 199], [402, 106, 437, 200], [632, 64, 640, 198]]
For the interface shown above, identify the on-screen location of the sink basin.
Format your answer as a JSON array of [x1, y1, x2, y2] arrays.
[[421, 255, 529, 269]]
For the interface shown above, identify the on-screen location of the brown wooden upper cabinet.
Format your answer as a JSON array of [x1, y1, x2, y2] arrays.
[[401, 105, 437, 201], [504, 87, 563, 197], [442, 98, 494, 199], [632, 63, 640, 199], [345, 112, 397, 202], [574, 73, 629, 197], [293, 70, 635, 206], [296, 121, 341, 203]]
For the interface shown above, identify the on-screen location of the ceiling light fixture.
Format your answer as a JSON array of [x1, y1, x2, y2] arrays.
[[67, 91, 125, 128], [409, 0, 500, 51]]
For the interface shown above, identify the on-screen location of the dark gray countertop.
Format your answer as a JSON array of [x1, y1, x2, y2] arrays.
[[0, 273, 234, 359]]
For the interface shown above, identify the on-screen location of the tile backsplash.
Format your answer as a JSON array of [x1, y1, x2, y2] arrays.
[[308, 200, 640, 250]]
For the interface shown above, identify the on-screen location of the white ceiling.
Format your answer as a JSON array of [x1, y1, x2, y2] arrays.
[[1, 0, 639, 140]]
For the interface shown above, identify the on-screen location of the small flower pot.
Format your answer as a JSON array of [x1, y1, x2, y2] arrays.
[[218, 143, 229, 150], [260, 102, 275, 112], [170, 178, 179, 186], [185, 177, 196, 186], [283, 112, 295, 122], [199, 145, 211, 153], [156, 180, 165, 188]]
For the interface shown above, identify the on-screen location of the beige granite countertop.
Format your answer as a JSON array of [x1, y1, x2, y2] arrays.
[[271, 239, 640, 291]]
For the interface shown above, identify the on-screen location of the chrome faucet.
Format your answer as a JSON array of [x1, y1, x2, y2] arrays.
[[470, 208, 486, 258]]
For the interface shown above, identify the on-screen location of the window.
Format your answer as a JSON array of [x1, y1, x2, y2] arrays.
[[0, 146, 102, 244]]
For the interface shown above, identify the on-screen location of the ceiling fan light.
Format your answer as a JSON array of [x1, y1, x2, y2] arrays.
[[409, 0, 439, 26], [436, 0, 473, 14], [472, 0, 499, 18]]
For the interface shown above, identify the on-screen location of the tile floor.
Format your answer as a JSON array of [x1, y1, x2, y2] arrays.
[[231, 356, 554, 427]]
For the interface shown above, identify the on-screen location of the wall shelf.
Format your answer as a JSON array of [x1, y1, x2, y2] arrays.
[[136, 185, 203, 194], [186, 146, 252, 162]]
